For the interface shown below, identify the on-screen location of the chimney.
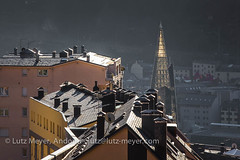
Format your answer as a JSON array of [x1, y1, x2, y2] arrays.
[[68, 48, 73, 56], [134, 101, 142, 113], [81, 45, 85, 54], [141, 110, 163, 138], [101, 93, 116, 113], [73, 105, 81, 117], [136, 97, 150, 110], [120, 89, 126, 102], [148, 94, 156, 110], [35, 49, 40, 62], [97, 111, 106, 140], [38, 87, 44, 99], [220, 143, 225, 154], [116, 88, 122, 101], [54, 98, 60, 108], [93, 81, 99, 92], [129, 92, 137, 100], [62, 102, 68, 112], [156, 101, 165, 113], [124, 91, 132, 103], [73, 45, 78, 54], [14, 48, 18, 55], [146, 89, 158, 106], [59, 50, 69, 58], [52, 51, 56, 58], [154, 117, 167, 160], [86, 54, 90, 62]]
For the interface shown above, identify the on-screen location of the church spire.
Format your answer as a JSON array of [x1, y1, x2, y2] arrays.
[[151, 23, 170, 89], [158, 22, 167, 58]]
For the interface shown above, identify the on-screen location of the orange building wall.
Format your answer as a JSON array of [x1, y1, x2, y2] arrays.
[[79, 127, 128, 160], [147, 150, 159, 160], [0, 60, 111, 160]]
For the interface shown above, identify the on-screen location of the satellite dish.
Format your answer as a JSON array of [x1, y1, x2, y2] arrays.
[[232, 143, 237, 149], [105, 113, 115, 123]]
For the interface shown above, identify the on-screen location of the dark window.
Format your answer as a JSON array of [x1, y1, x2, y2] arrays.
[[22, 108, 27, 117]]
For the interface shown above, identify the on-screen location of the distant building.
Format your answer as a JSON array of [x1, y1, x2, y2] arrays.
[[191, 143, 239, 160], [0, 46, 123, 160], [174, 66, 192, 81], [176, 82, 240, 132], [177, 92, 219, 132], [220, 99, 240, 124], [216, 64, 240, 83], [124, 60, 153, 94], [188, 123, 240, 148], [130, 61, 143, 79], [192, 60, 217, 81], [31, 83, 202, 160]]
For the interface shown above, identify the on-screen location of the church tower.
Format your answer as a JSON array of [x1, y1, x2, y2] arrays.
[[151, 23, 175, 117], [151, 23, 170, 89]]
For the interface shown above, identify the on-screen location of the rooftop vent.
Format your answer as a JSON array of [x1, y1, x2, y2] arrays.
[[59, 50, 69, 58], [68, 48, 73, 56], [37, 87, 44, 99], [93, 81, 99, 92], [14, 48, 17, 55], [81, 45, 85, 54], [97, 111, 106, 140], [73, 45, 78, 54], [62, 102, 68, 112], [54, 98, 60, 108], [52, 51, 56, 58], [73, 105, 81, 117]]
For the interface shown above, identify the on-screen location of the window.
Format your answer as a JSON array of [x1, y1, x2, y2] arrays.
[[22, 128, 27, 137], [0, 87, 8, 96], [40, 115, 42, 127], [22, 88, 27, 97], [0, 108, 9, 116], [53, 123, 55, 134], [22, 148, 27, 157], [0, 128, 9, 137], [22, 69, 27, 76], [43, 118, 45, 129], [31, 111, 35, 122], [57, 125, 59, 137], [46, 119, 48, 130], [38, 70, 48, 76], [37, 114, 39, 125], [50, 121, 52, 133], [59, 126, 61, 138], [22, 108, 27, 117]]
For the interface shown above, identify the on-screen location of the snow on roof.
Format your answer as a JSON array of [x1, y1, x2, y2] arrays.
[[78, 52, 116, 67]]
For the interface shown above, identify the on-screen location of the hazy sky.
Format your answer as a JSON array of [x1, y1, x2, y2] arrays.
[[0, 0, 239, 65]]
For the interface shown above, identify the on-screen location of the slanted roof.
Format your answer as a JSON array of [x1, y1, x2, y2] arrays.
[[224, 149, 240, 157], [0, 51, 118, 67], [78, 52, 116, 67], [68, 97, 200, 160], [37, 83, 101, 127]]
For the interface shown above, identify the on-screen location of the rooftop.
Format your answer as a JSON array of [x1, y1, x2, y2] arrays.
[[216, 64, 240, 72], [35, 82, 101, 127], [0, 47, 119, 67]]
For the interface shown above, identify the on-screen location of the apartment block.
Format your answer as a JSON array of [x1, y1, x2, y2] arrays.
[[0, 46, 123, 160]]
